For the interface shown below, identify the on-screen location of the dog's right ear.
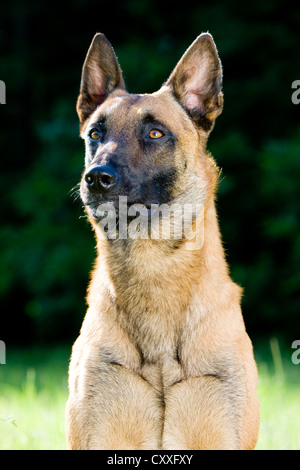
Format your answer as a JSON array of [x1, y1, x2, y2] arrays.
[[165, 33, 223, 132], [77, 33, 125, 130]]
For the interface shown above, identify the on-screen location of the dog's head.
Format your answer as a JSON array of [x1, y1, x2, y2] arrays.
[[77, 33, 222, 235]]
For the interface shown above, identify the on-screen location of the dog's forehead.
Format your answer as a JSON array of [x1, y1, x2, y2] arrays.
[[92, 88, 191, 132]]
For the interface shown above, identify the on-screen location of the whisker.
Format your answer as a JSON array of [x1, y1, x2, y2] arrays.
[[69, 183, 81, 203], [79, 214, 89, 221]]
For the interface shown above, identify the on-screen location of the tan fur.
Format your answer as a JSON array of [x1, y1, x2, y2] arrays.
[[66, 33, 260, 450]]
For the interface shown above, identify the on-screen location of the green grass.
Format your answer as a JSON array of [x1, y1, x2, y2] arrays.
[[255, 338, 300, 450], [0, 339, 299, 450], [0, 346, 70, 450]]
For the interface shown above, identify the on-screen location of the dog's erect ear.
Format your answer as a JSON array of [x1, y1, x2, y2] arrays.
[[77, 33, 125, 128], [165, 33, 223, 132]]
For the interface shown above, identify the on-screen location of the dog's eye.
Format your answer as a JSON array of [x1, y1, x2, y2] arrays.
[[149, 129, 164, 139], [89, 128, 101, 140]]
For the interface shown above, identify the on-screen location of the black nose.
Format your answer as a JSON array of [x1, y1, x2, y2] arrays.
[[84, 164, 118, 192]]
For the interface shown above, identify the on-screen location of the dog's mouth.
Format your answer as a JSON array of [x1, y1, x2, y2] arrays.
[[81, 190, 205, 246], [84, 197, 158, 223]]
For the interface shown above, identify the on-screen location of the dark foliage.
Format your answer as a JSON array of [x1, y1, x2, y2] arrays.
[[0, 0, 299, 344]]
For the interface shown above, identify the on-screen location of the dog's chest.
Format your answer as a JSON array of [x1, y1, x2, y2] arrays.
[[140, 354, 184, 393]]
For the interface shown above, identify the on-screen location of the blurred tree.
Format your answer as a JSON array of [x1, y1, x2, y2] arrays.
[[0, 0, 299, 343]]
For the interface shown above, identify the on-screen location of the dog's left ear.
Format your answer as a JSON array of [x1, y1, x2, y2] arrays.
[[77, 33, 126, 130], [165, 33, 223, 132]]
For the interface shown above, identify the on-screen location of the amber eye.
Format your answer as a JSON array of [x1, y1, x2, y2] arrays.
[[89, 128, 101, 140], [149, 129, 164, 139]]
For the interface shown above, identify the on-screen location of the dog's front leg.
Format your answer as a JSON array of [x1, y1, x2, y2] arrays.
[[162, 375, 244, 450], [66, 354, 163, 450]]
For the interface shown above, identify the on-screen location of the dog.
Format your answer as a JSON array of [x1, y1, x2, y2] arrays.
[[66, 32, 260, 450]]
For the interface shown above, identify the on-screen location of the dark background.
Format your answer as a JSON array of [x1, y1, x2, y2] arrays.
[[0, 0, 299, 346]]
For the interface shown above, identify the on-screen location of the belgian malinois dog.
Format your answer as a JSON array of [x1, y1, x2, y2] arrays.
[[66, 32, 260, 450]]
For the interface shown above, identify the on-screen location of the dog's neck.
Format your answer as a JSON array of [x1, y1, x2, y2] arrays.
[[87, 197, 233, 357], [91, 197, 229, 311]]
